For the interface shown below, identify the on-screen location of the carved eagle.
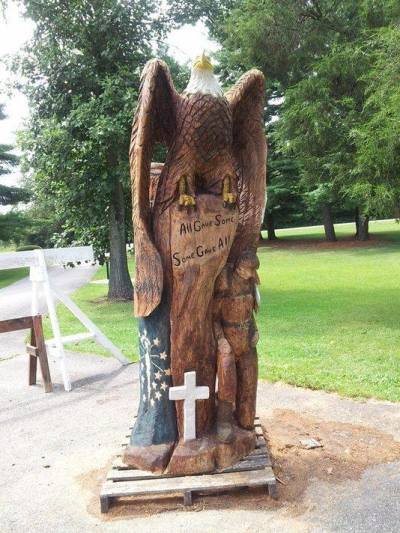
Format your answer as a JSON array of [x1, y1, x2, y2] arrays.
[[130, 53, 267, 317]]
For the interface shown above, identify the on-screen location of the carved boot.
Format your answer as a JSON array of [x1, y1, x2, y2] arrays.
[[217, 400, 235, 444]]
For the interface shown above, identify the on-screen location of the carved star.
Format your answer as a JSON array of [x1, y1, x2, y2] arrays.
[[155, 391, 161, 400], [150, 398, 155, 406], [160, 351, 168, 360], [153, 337, 160, 347], [160, 382, 168, 391], [152, 381, 158, 390], [164, 368, 171, 376], [154, 371, 162, 381]]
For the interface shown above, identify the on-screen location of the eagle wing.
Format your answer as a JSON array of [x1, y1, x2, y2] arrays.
[[130, 59, 179, 317], [225, 70, 267, 257]]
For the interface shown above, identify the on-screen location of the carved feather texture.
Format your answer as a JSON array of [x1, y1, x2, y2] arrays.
[[130, 59, 179, 316], [154, 93, 233, 213], [225, 69, 267, 257], [130, 61, 267, 315]]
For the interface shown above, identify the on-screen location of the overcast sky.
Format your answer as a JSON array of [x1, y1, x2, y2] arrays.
[[0, 2, 217, 187]]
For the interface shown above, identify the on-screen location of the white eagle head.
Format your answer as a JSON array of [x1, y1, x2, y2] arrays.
[[184, 51, 223, 97]]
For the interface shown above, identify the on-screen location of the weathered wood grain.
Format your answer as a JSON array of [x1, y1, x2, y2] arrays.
[[167, 196, 238, 440], [0, 316, 33, 333], [31, 315, 52, 393], [0, 315, 52, 393], [100, 423, 276, 512], [101, 467, 275, 498], [110, 450, 269, 481], [128, 56, 267, 474]]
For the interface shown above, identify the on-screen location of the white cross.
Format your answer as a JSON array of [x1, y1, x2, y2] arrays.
[[169, 371, 209, 442]]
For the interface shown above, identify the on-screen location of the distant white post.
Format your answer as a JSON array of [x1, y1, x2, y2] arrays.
[[169, 371, 209, 442]]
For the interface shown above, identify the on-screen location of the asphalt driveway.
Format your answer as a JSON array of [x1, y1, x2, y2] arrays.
[[0, 351, 398, 533]]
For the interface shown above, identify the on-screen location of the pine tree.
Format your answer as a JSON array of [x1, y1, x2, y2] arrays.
[[0, 104, 29, 243]]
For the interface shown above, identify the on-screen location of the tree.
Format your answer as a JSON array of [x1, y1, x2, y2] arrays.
[[171, 0, 400, 237], [0, 103, 30, 244], [263, 100, 305, 240], [0, 104, 18, 179], [219, 0, 400, 239], [170, 0, 399, 86], [277, 44, 373, 240], [14, 0, 165, 300], [351, 26, 400, 223]]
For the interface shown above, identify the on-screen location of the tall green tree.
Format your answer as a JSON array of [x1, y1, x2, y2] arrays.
[[265, 136, 304, 239], [261, 95, 305, 240], [278, 44, 372, 240], [171, 0, 400, 238], [0, 103, 30, 244], [170, 0, 399, 85], [0, 104, 19, 181], [15, 0, 164, 300], [351, 26, 400, 221], [220, 0, 398, 84]]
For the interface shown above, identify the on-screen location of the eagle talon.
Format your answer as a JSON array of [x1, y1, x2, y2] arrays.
[[222, 176, 237, 208], [179, 194, 196, 208], [223, 192, 237, 208], [178, 176, 196, 209]]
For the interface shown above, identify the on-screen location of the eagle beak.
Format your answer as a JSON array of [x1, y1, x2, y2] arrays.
[[193, 51, 213, 72]]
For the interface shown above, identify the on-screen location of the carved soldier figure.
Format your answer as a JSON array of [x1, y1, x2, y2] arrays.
[[213, 250, 260, 443]]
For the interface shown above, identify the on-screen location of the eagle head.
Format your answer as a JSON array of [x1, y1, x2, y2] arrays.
[[184, 51, 223, 97]]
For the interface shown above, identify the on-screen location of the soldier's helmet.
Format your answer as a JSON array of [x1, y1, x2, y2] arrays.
[[235, 250, 260, 281], [236, 250, 260, 270]]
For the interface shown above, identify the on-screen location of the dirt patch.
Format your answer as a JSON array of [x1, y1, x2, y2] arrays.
[[77, 409, 400, 520], [266, 409, 400, 503], [259, 236, 386, 250], [88, 297, 109, 304]]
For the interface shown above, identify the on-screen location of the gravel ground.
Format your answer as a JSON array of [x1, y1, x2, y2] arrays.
[[1, 351, 399, 533]]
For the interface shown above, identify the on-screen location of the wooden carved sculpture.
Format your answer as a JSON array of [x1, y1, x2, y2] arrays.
[[124, 53, 267, 474]]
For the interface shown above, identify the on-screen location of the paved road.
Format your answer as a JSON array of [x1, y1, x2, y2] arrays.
[[0, 264, 98, 358], [0, 354, 398, 533]]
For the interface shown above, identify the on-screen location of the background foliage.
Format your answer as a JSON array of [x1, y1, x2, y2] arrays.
[[172, 0, 400, 238]]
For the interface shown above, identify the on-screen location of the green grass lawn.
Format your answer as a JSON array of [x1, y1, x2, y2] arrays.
[[43, 255, 137, 359], [0, 267, 29, 289], [0, 244, 15, 252], [45, 219, 400, 402], [0, 244, 29, 289], [262, 217, 400, 243]]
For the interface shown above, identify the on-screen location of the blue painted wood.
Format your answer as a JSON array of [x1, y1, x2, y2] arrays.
[[129, 299, 177, 446]]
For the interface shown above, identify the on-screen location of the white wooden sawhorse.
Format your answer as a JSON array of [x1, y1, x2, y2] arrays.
[[0, 246, 129, 391]]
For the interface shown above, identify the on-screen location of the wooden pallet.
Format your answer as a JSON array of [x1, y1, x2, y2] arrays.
[[100, 420, 277, 513]]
